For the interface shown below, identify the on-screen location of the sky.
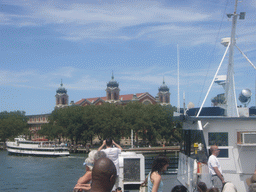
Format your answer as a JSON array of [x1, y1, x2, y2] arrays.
[[1, 0, 256, 115]]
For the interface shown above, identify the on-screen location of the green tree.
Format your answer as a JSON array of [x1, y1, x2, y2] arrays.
[[91, 103, 124, 142], [0, 111, 28, 142]]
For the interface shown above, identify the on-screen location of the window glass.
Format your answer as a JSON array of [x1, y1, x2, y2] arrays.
[[208, 132, 228, 146], [143, 100, 151, 105]]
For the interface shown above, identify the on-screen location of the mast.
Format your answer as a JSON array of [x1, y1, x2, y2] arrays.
[[196, 0, 246, 117], [177, 44, 180, 113], [225, 0, 239, 117]]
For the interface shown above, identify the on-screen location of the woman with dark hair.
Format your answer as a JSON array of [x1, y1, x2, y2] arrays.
[[147, 156, 169, 192], [197, 182, 207, 192], [171, 185, 187, 192]]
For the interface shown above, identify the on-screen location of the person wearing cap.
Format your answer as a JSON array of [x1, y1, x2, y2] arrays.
[[74, 150, 106, 191], [208, 145, 225, 191], [247, 173, 256, 192], [98, 138, 122, 191]]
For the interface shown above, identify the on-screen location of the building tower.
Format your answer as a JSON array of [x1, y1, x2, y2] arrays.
[[158, 78, 170, 105], [106, 72, 120, 103], [55, 80, 69, 108]]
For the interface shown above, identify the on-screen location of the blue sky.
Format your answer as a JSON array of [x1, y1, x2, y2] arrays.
[[1, 0, 256, 115]]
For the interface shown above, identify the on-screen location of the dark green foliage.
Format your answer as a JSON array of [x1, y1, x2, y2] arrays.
[[38, 102, 182, 145], [0, 111, 28, 142]]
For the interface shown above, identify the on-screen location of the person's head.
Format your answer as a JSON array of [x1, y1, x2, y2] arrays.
[[151, 156, 169, 174], [94, 151, 106, 162], [222, 182, 237, 192], [91, 157, 117, 192], [197, 182, 207, 192], [116, 187, 122, 192], [171, 185, 187, 192], [208, 188, 219, 192], [247, 174, 256, 192], [83, 150, 97, 171], [210, 145, 220, 156], [106, 138, 113, 147], [247, 174, 256, 186]]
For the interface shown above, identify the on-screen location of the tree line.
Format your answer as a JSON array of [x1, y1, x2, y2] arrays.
[[0, 102, 182, 146], [0, 111, 28, 143], [38, 102, 182, 146]]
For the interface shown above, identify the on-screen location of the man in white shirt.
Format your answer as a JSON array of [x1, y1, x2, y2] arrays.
[[208, 145, 225, 191], [98, 138, 122, 191]]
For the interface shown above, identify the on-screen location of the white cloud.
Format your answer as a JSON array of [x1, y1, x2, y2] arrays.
[[0, 0, 214, 44]]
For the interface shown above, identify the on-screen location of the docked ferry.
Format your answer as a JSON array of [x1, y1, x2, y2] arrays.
[[176, 1, 256, 191], [6, 137, 70, 157]]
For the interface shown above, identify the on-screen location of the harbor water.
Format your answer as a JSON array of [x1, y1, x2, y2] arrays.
[[0, 150, 179, 192]]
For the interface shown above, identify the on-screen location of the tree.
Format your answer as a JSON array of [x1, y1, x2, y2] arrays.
[[0, 111, 28, 142], [91, 103, 124, 142]]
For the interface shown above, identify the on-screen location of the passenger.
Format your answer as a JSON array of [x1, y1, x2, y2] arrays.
[[246, 174, 256, 192], [208, 145, 225, 191], [207, 188, 219, 192], [98, 138, 122, 191], [197, 181, 207, 192], [148, 156, 169, 192], [74, 150, 106, 191], [171, 185, 188, 192], [222, 182, 237, 192], [90, 157, 117, 192], [116, 187, 122, 192]]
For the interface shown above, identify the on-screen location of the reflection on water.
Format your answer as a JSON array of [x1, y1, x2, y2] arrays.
[[0, 151, 179, 192]]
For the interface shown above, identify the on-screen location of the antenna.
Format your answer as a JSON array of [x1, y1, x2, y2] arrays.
[[177, 44, 180, 113], [183, 91, 186, 115]]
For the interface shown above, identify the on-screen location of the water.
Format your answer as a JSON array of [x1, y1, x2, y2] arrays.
[[0, 151, 179, 192]]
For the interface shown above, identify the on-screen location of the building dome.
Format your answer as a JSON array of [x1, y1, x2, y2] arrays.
[[107, 73, 119, 88], [159, 80, 169, 92], [56, 80, 67, 94]]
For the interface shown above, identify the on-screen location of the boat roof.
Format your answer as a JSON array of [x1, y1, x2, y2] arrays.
[[185, 115, 256, 120]]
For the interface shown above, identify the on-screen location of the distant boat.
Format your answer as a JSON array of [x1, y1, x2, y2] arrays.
[[6, 137, 70, 157], [176, 0, 256, 191]]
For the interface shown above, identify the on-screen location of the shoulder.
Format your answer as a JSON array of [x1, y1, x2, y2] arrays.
[[209, 155, 216, 161], [102, 148, 109, 151], [112, 147, 121, 152], [151, 171, 162, 182]]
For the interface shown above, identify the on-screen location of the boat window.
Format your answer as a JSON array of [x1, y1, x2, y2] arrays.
[[208, 132, 228, 146], [181, 130, 208, 163], [208, 132, 229, 158]]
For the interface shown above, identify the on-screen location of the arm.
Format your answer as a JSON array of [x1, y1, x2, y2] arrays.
[[213, 167, 225, 183], [98, 140, 106, 151], [77, 171, 92, 184], [151, 172, 162, 192], [74, 183, 91, 191], [113, 140, 123, 151]]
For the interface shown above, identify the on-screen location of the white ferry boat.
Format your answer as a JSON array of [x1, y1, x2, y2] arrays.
[[176, 1, 256, 191], [6, 137, 70, 157]]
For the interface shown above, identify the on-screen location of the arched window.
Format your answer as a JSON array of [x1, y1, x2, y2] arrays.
[[143, 100, 151, 105], [166, 96, 169, 103], [114, 92, 118, 100], [62, 98, 65, 104], [160, 96, 163, 102]]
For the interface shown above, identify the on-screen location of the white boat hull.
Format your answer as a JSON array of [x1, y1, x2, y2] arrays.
[[6, 140, 70, 157]]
